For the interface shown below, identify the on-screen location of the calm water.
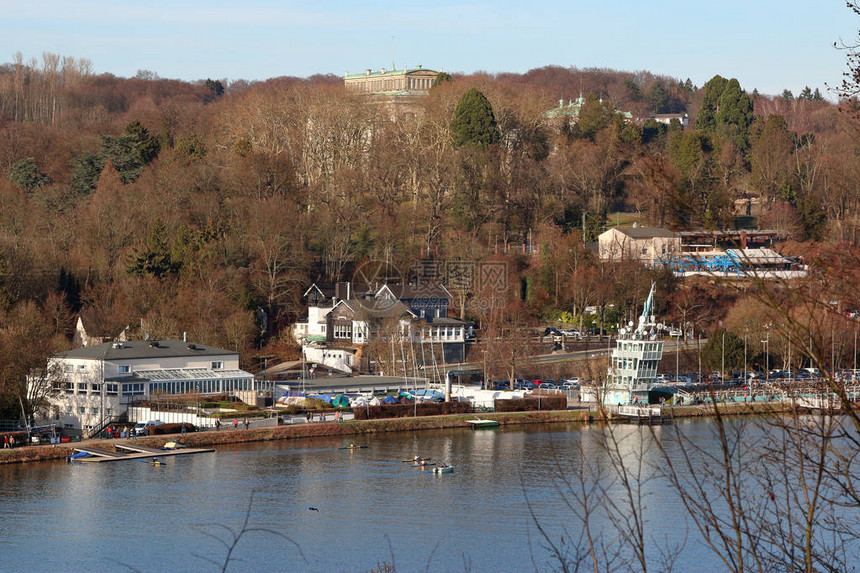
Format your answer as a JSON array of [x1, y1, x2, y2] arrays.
[[0, 420, 793, 572]]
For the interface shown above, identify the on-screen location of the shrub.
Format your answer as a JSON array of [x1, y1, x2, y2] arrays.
[[353, 401, 472, 420], [494, 396, 567, 412], [153, 423, 197, 435]]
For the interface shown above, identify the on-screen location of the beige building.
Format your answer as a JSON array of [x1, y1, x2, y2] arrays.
[[344, 66, 440, 94], [599, 226, 681, 263]]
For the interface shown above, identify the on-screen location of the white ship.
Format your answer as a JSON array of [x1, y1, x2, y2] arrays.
[[580, 283, 664, 405]]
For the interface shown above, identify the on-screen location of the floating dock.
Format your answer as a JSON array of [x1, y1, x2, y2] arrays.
[[71, 442, 214, 463], [467, 419, 500, 429], [615, 405, 671, 425]]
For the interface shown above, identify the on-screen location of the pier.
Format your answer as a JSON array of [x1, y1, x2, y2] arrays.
[[71, 442, 214, 463]]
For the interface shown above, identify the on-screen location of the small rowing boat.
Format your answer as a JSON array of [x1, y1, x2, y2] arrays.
[[433, 465, 454, 474], [338, 444, 368, 450], [411, 461, 436, 467], [401, 456, 431, 463]]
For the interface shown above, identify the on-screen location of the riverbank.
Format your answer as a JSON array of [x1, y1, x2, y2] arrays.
[[0, 400, 794, 466]]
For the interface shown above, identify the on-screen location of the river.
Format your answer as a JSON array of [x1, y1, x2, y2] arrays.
[[0, 418, 853, 572]]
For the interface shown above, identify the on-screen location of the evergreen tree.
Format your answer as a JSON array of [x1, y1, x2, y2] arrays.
[[451, 88, 500, 149], [782, 89, 794, 102], [715, 78, 754, 152], [695, 76, 752, 153], [433, 72, 452, 87], [647, 81, 668, 113], [799, 86, 814, 100], [8, 157, 51, 193], [624, 78, 643, 102], [203, 78, 225, 97], [70, 151, 104, 195], [695, 75, 728, 132]]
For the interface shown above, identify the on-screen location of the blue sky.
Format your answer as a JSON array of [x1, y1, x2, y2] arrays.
[[0, 0, 855, 98]]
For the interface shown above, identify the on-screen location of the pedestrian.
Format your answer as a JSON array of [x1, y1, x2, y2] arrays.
[[9, 436, 15, 448], [3, 435, 8, 448], [243, 418, 249, 430], [215, 419, 221, 431], [321, 412, 326, 422], [233, 418, 238, 430], [181, 424, 187, 436]]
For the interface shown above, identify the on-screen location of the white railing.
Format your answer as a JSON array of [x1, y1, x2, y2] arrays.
[[618, 405, 663, 418]]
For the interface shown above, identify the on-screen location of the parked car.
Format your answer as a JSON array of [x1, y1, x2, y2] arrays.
[[561, 329, 581, 337], [539, 381, 557, 389], [132, 420, 164, 436]]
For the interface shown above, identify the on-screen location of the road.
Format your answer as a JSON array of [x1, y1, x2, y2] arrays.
[[281, 338, 696, 393]]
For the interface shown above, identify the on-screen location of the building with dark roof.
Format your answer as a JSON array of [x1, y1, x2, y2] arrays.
[[35, 339, 255, 437]]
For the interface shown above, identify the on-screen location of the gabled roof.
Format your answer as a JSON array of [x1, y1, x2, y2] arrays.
[[303, 283, 332, 299], [56, 339, 235, 361], [332, 299, 416, 320]]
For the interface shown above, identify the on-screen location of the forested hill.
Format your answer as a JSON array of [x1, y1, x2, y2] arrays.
[[0, 56, 854, 416]]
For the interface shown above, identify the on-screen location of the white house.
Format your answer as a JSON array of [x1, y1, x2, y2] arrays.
[[36, 339, 255, 437], [598, 226, 681, 263]]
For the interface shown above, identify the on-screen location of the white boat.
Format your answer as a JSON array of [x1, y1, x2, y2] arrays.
[[580, 283, 664, 405], [433, 465, 454, 474]]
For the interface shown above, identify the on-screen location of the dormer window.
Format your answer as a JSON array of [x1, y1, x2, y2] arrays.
[[211, 361, 223, 369]]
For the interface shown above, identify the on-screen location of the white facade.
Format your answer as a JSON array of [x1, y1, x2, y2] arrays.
[[302, 345, 356, 373], [36, 339, 254, 436], [599, 227, 681, 263]]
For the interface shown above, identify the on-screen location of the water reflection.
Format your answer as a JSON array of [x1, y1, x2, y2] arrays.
[[2, 419, 848, 572]]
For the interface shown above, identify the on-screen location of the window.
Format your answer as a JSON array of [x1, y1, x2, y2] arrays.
[[78, 364, 86, 372], [91, 383, 100, 392], [64, 364, 74, 373], [106, 384, 118, 396], [65, 382, 74, 394], [65, 405, 73, 414], [92, 407, 99, 416], [122, 383, 144, 396], [211, 361, 223, 369], [76, 383, 87, 395], [118, 365, 130, 374], [334, 324, 352, 339], [78, 406, 86, 414]]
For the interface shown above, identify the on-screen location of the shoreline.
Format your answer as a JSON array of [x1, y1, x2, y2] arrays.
[[0, 401, 792, 466]]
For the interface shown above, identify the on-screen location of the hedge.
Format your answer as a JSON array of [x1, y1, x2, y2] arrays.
[[353, 401, 473, 420], [494, 396, 567, 412]]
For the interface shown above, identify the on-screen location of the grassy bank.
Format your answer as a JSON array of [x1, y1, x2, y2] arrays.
[[0, 401, 791, 466]]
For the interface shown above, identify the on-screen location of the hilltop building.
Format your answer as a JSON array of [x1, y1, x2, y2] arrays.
[[598, 226, 681, 263], [543, 95, 633, 122], [344, 65, 440, 95]]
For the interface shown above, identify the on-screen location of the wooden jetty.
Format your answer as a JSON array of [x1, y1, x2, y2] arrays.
[[71, 442, 214, 463]]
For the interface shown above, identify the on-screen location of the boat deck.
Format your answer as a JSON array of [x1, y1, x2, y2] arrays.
[[72, 442, 214, 463]]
